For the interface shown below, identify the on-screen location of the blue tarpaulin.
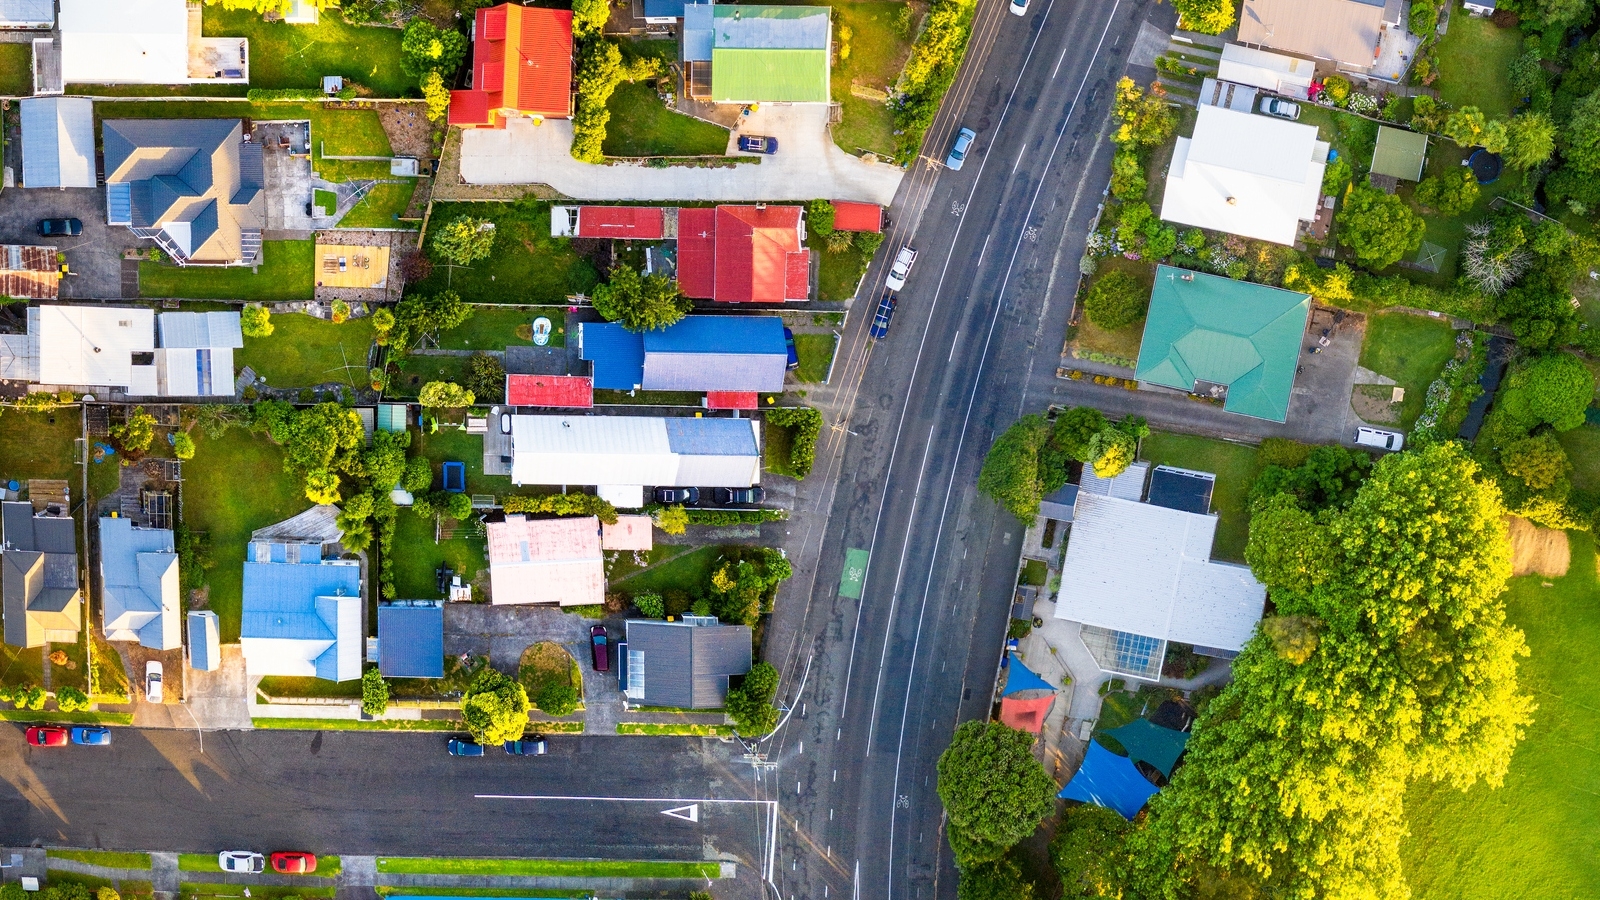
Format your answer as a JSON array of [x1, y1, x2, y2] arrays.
[[1059, 741, 1159, 820], [1002, 655, 1054, 696]]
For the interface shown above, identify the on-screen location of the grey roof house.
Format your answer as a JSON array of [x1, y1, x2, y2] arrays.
[[98, 516, 180, 651], [102, 118, 264, 267], [19, 98, 96, 189], [623, 618, 753, 708], [376, 602, 445, 678], [2, 501, 81, 648]]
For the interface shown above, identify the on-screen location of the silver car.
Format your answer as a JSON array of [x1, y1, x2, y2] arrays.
[[946, 128, 976, 171], [1259, 97, 1301, 120]]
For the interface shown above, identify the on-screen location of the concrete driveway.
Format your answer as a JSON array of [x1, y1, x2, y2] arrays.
[[0, 186, 141, 299], [458, 106, 903, 205]]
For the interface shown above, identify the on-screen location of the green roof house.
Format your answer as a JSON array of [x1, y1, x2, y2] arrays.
[[1134, 266, 1312, 422], [683, 4, 831, 103]]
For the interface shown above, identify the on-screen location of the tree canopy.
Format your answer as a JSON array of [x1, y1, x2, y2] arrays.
[[978, 415, 1052, 521], [240, 305, 272, 338], [1051, 804, 1130, 899], [1172, 0, 1234, 37], [1496, 351, 1595, 432], [591, 264, 694, 332], [726, 662, 781, 736], [431, 216, 497, 266], [937, 722, 1056, 867], [462, 668, 532, 745], [400, 20, 467, 77], [1335, 184, 1426, 270]]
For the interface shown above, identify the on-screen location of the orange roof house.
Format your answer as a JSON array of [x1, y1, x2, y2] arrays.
[[450, 3, 575, 128], [677, 205, 811, 303]]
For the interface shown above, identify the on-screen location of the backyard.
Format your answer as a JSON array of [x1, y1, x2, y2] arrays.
[[1356, 312, 1458, 429], [610, 545, 721, 598], [390, 354, 474, 400], [1137, 431, 1259, 562], [340, 182, 420, 229], [237, 312, 376, 389], [1433, 13, 1523, 120], [0, 409, 83, 483], [1400, 531, 1600, 897], [389, 506, 486, 600], [831, 1, 916, 157], [202, 8, 416, 98], [0, 43, 30, 96], [314, 108, 398, 182], [410, 201, 601, 304], [437, 306, 568, 350], [139, 240, 314, 302], [181, 429, 310, 643], [1069, 257, 1155, 366]]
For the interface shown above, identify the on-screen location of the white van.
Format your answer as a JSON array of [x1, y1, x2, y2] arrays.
[[1355, 427, 1404, 452]]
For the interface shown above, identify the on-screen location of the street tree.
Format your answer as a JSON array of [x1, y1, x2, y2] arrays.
[[591, 264, 693, 332], [1086, 427, 1136, 479], [936, 722, 1056, 867], [957, 856, 1035, 900], [978, 415, 1050, 521], [462, 668, 531, 745], [727, 662, 781, 736], [1051, 804, 1130, 899], [1335, 183, 1426, 269], [361, 667, 389, 717]]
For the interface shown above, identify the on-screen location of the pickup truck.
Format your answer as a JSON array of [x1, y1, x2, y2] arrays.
[[885, 246, 917, 291]]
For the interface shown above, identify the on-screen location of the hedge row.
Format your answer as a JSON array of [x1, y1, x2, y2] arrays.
[[502, 492, 619, 524], [893, 0, 979, 165], [768, 406, 824, 478], [684, 508, 789, 526]]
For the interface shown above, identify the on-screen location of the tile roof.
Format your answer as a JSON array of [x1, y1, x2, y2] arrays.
[[830, 201, 882, 233], [578, 206, 666, 239], [507, 374, 594, 407], [453, 2, 574, 126], [485, 514, 605, 606], [377, 604, 445, 678], [677, 206, 810, 303]]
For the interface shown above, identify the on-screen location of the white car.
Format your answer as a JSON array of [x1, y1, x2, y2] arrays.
[[1260, 97, 1301, 120], [1355, 427, 1404, 452], [1009, 0, 1028, 14], [145, 660, 163, 704], [885, 246, 918, 291], [218, 852, 265, 875]]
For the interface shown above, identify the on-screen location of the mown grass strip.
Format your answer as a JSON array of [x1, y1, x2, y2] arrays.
[[615, 723, 733, 737], [373, 858, 719, 879], [0, 710, 135, 725], [48, 850, 152, 870], [250, 717, 461, 732]]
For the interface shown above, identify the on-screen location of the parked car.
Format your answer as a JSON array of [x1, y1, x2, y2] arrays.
[[654, 486, 699, 505], [590, 625, 610, 673], [218, 852, 265, 875], [737, 134, 778, 154], [712, 487, 765, 506], [269, 852, 316, 875], [37, 218, 82, 237], [945, 127, 976, 171], [1010, 0, 1029, 14], [505, 735, 548, 756], [885, 246, 917, 291], [69, 726, 111, 746], [1259, 97, 1301, 120], [145, 660, 164, 704], [870, 292, 897, 340], [1354, 427, 1404, 452], [25, 725, 69, 747], [447, 738, 485, 757], [783, 327, 800, 370]]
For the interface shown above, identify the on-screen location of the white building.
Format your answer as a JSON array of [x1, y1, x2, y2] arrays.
[[58, 0, 248, 85], [1159, 104, 1329, 246], [1215, 43, 1315, 100], [98, 517, 180, 651], [0, 306, 241, 397], [510, 415, 762, 508]]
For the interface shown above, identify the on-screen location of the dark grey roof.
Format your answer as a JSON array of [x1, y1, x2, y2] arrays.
[[2, 501, 80, 647], [1147, 466, 1215, 516], [624, 619, 752, 708], [101, 119, 261, 265]]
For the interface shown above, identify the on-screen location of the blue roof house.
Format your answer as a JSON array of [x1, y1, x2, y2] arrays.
[[376, 603, 445, 678], [580, 316, 788, 392], [239, 542, 363, 682], [98, 517, 181, 651]]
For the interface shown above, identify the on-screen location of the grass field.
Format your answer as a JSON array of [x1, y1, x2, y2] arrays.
[[411, 201, 600, 304], [603, 82, 729, 157], [831, 2, 914, 156], [390, 508, 486, 600], [1137, 432, 1260, 561], [1357, 312, 1458, 429], [47, 850, 152, 869], [178, 854, 225, 872], [437, 306, 568, 350], [1401, 140, 1518, 282], [610, 545, 721, 596], [182, 430, 309, 643], [237, 313, 375, 389], [374, 858, 719, 878], [1400, 531, 1600, 898], [0, 43, 31, 96], [794, 332, 836, 383], [1558, 426, 1600, 494], [203, 8, 414, 97], [0, 409, 82, 482], [1433, 14, 1523, 120], [140, 241, 314, 302], [340, 182, 420, 229]]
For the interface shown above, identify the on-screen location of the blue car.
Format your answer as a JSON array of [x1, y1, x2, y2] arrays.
[[69, 726, 111, 746], [505, 736, 548, 755], [783, 327, 800, 370], [945, 127, 976, 171], [447, 738, 485, 757], [870, 292, 897, 340], [738, 135, 778, 154]]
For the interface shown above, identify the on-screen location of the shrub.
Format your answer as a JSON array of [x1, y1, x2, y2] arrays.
[[726, 662, 781, 735], [684, 508, 788, 525], [418, 381, 475, 409], [1173, 0, 1235, 33], [1110, 148, 1147, 201], [430, 216, 496, 266], [113, 406, 158, 453], [534, 681, 579, 716], [892, 0, 979, 164], [331, 299, 351, 324], [361, 667, 390, 717], [466, 353, 506, 402], [173, 432, 196, 460], [502, 492, 619, 524], [1082, 270, 1148, 330], [767, 406, 823, 477], [1414, 167, 1480, 215], [241, 305, 273, 337], [1322, 75, 1352, 106], [54, 686, 89, 712], [807, 199, 836, 237], [634, 592, 665, 618]]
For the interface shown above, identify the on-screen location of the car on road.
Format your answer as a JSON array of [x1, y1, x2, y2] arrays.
[[70, 726, 111, 746], [945, 127, 976, 171], [447, 738, 485, 757], [145, 660, 164, 704], [1009, 0, 1028, 14], [783, 327, 800, 370], [1354, 427, 1404, 452], [590, 625, 610, 672], [1259, 97, 1300, 120], [869, 292, 897, 340], [737, 134, 778, 154], [269, 852, 316, 874], [505, 735, 548, 755], [218, 852, 265, 874], [25, 725, 69, 747], [712, 487, 765, 506], [885, 246, 917, 291], [653, 486, 699, 505], [38, 218, 82, 237]]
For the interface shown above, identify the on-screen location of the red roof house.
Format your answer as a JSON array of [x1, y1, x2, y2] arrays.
[[676, 205, 811, 303], [831, 201, 883, 233], [450, 4, 575, 128], [578, 206, 666, 240], [506, 374, 594, 408]]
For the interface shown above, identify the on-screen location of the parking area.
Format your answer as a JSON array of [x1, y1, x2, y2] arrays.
[[0, 186, 140, 299], [1282, 306, 1365, 445]]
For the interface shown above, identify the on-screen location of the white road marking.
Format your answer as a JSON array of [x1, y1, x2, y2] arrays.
[[949, 334, 960, 361], [660, 804, 699, 822]]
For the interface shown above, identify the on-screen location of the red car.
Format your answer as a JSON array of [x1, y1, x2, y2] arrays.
[[26, 725, 69, 747], [270, 852, 317, 874]]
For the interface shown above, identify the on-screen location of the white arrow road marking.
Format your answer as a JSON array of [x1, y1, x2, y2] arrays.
[[661, 803, 700, 822]]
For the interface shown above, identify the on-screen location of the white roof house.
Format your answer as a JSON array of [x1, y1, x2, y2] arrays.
[[510, 415, 762, 508], [157, 311, 243, 397], [34, 305, 158, 392], [58, 0, 248, 85], [1215, 43, 1316, 100], [1055, 491, 1266, 679], [1159, 104, 1329, 246], [18, 98, 96, 189]]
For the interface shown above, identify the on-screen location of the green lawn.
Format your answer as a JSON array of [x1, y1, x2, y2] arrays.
[[183, 884, 335, 900], [341, 182, 420, 229], [390, 506, 486, 600], [1019, 559, 1048, 586], [251, 716, 461, 731], [413, 427, 509, 497], [0, 409, 82, 482], [813, 239, 870, 302], [237, 313, 375, 389], [203, 8, 415, 97], [603, 82, 730, 158], [794, 332, 836, 383], [178, 854, 225, 873], [182, 430, 310, 643], [1137, 432, 1260, 562], [1357, 312, 1459, 429], [390, 354, 473, 400], [1072, 257, 1155, 364], [0, 43, 31, 96], [0, 643, 47, 692], [831, 2, 913, 156], [314, 189, 339, 216], [374, 858, 719, 879], [437, 306, 568, 350], [1557, 425, 1600, 494], [1434, 13, 1523, 120], [1401, 531, 1600, 898], [47, 850, 152, 869], [610, 544, 721, 595], [1401, 140, 1518, 283], [411, 201, 601, 304], [616, 722, 734, 736], [140, 241, 314, 302], [257, 676, 362, 700]]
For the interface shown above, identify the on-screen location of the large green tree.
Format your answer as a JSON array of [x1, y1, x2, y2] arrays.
[[1560, 88, 1600, 175], [591, 264, 693, 332], [400, 20, 467, 77], [726, 661, 781, 736], [978, 416, 1051, 521], [1172, 0, 1235, 35], [430, 216, 497, 266], [1496, 351, 1595, 432], [957, 856, 1035, 900], [1051, 805, 1130, 898], [462, 669, 531, 745], [1335, 184, 1426, 269], [936, 722, 1056, 867], [1503, 111, 1557, 171]]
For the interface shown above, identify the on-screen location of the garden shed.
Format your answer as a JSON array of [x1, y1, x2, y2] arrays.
[[1370, 126, 1427, 182]]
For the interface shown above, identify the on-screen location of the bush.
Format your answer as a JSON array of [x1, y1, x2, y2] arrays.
[[1414, 167, 1480, 215], [241, 305, 273, 337], [1322, 75, 1352, 106], [726, 662, 781, 735], [1082, 270, 1148, 330], [1110, 148, 1147, 201], [173, 432, 196, 460], [767, 406, 823, 477], [1173, 0, 1235, 33], [684, 508, 789, 525], [54, 686, 89, 712], [502, 492, 619, 524], [430, 216, 496, 266], [466, 353, 506, 402], [893, 0, 979, 164], [634, 592, 665, 618], [113, 406, 158, 453], [418, 381, 475, 409], [807, 199, 836, 237], [534, 681, 580, 717], [656, 503, 688, 535], [362, 667, 389, 717]]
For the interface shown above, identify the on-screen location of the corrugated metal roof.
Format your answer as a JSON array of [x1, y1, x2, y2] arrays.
[[641, 316, 787, 392], [98, 517, 180, 651], [624, 618, 753, 707], [448, 89, 494, 127], [485, 515, 604, 606], [711, 47, 830, 103], [643, 0, 687, 18], [59, 0, 187, 84], [578, 206, 666, 239], [644, 315, 785, 354], [580, 322, 647, 390], [20, 98, 95, 189], [507, 374, 594, 407], [704, 206, 806, 303], [831, 201, 882, 233], [36, 305, 156, 389], [682, 2, 715, 61], [3, 502, 80, 648], [1238, 0, 1384, 69], [0, 245, 60, 300], [240, 559, 362, 680], [601, 515, 654, 551], [159, 311, 243, 349], [676, 208, 718, 299], [1079, 462, 1149, 501], [706, 391, 758, 409], [664, 417, 759, 456], [0, 0, 54, 26], [711, 5, 830, 49], [377, 605, 445, 677], [188, 610, 220, 671], [1055, 492, 1265, 652], [510, 415, 761, 488]]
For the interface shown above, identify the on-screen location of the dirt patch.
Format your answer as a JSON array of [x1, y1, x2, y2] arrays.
[[1351, 384, 1403, 425], [1506, 515, 1570, 577], [377, 102, 438, 161]]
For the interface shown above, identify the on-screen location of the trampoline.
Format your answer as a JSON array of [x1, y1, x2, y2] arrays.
[[1468, 149, 1503, 184], [441, 461, 466, 493]]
